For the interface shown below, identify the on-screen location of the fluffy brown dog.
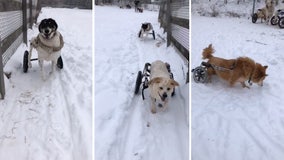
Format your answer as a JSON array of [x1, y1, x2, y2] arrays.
[[202, 44, 268, 88]]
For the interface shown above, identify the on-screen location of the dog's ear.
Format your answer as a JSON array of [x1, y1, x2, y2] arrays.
[[149, 77, 162, 85], [170, 79, 179, 86], [49, 18, 58, 30], [38, 19, 46, 33]]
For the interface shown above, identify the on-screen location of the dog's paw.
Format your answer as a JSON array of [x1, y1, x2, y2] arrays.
[[151, 107, 157, 114]]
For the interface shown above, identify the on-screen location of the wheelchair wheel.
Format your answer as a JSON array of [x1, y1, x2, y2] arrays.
[[57, 56, 63, 69], [278, 17, 284, 28], [134, 71, 142, 94], [252, 13, 258, 23], [271, 16, 278, 25], [23, 50, 29, 73], [138, 30, 142, 38], [192, 66, 208, 83]]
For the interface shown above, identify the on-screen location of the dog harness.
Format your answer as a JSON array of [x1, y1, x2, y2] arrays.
[[33, 33, 64, 52], [202, 61, 236, 71], [204, 61, 256, 86]]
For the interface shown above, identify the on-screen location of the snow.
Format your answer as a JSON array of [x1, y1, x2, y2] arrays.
[[95, 6, 189, 160], [192, 2, 284, 160], [0, 8, 92, 160]]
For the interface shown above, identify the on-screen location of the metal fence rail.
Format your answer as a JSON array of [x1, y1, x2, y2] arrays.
[[0, 0, 41, 99]]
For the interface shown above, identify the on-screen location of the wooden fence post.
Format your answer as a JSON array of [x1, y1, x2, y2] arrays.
[[29, 0, 33, 28], [166, 0, 171, 46], [0, 37, 5, 99]]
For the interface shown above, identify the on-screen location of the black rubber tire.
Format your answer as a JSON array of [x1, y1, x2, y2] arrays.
[[23, 50, 29, 73], [152, 30, 155, 40], [278, 17, 284, 28], [57, 56, 63, 69], [192, 66, 208, 83], [138, 30, 142, 38], [172, 88, 175, 97], [252, 13, 258, 23], [271, 16, 278, 25], [134, 71, 142, 94]]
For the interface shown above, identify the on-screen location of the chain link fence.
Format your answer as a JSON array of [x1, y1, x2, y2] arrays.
[[0, 0, 41, 99]]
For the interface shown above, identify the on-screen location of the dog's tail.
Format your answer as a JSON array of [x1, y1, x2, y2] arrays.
[[202, 44, 214, 59]]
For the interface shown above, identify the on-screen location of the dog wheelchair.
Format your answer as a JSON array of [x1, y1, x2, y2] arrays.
[[138, 23, 156, 40], [134, 62, 175, 100], [252, 9, 265, 23], [192, 61, 240, 84], [138, 30, 155, 40], [252, 8, 284, 28], [191, 62, 211, 83], [23, 50, 63, 73], [270, 9, 284, 28]]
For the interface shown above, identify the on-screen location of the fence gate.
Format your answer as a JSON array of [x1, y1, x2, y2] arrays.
[[0, 0, 40, 99]]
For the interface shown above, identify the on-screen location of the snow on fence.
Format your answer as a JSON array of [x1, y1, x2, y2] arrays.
[[158, 0, 189, 61], [0, 0, 41, 99]]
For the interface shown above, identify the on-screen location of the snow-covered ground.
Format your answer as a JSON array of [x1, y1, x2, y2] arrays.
[[192, 1, 284, 160], [95, 6, 189, 160], [192, 0, 284, 18], [0, 8, 92, 160]]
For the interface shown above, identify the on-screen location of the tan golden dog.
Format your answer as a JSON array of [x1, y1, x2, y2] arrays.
[[148, 60, 179, 114], [202, 44, 268, 88], [256, 8, 267, 23], [254, 0, 275, 24]]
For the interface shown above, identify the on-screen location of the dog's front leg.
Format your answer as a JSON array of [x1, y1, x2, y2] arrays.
[[162, 100, 169, 112], [50, 60, 56, 74], [38, 59, 46, 80], [151, 97, 157, 114], [241, 82, 250, 89], [28, 45, 33, 68]]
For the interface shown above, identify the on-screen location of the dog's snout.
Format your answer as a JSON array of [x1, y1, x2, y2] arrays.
[[44, 29, 49, 34], [162, 93, 167, 98]]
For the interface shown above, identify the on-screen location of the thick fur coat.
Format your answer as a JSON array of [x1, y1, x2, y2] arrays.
[[29, 18, 64, 80], [202, 44, 268, 88]]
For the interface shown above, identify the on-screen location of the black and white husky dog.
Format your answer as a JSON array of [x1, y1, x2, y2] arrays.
[[138, 22, 155, 39]]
